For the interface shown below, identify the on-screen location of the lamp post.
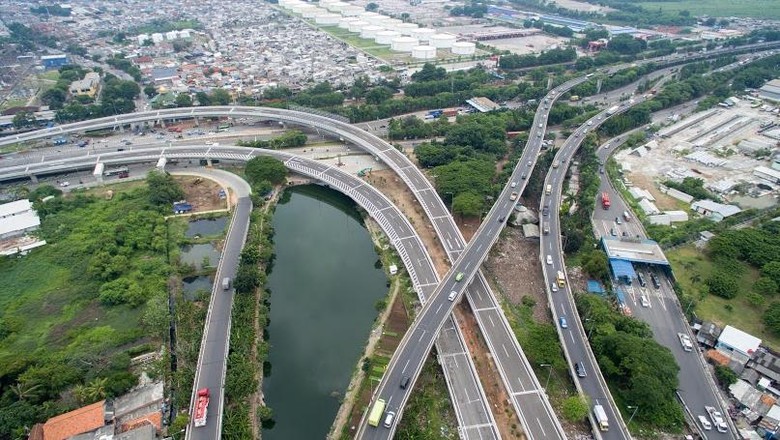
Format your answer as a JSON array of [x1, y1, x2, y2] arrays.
[[627, 405, 639, 426], [540, 363, 553, 390]]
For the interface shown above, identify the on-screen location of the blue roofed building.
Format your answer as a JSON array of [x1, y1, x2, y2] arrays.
[[601, 236, 669, 285], [41, 54, 68, 69]]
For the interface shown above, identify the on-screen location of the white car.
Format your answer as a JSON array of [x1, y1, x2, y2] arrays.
[[678, 333, 693, 352], [641, 295, 650, 308], [510, 181, 517, 188], [551, 283, 558, 293], [59, 181, 70, 187], [546, 255, 553, 265], [698, 415, 712, 431], [705, 406, 728, 433]]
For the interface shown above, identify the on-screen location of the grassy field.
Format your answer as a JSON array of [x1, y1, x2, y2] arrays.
[[640, 0, 780, 19], [667, 245, 780, 349]]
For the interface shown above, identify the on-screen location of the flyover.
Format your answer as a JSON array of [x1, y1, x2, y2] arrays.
[[0, 145, 500, 439], [1, 41, 775, 439]]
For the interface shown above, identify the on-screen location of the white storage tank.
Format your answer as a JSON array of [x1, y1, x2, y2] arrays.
[[302, 7, 322, 18], [316, 13, 342, 25], [391, 36, 419, 52], [359, 12, 380, 22], [339, 17, 360, 29], [412, 45, 437, 59], [326, 2, 348, 12], [371, 16, 393, 27], [396, 23, 419, 36], [411, 28, 437, 42], [361, 25, 384, 39], [384, 18, 404, 27], [341, 5, 363, 16], [430, 33, 457, 48], [451, 41, 476, 55], [348, 20, 369, 32], [375, 30, 400, 45]]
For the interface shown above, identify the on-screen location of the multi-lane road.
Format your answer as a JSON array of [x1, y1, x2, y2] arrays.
[[2, 40, 777, 439]]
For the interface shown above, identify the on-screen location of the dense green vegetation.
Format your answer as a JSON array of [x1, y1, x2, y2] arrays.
[[0, 23, 57, 51], [237, 130, 308, 150], [577, 294, 684, 430], [395, 355, 458, 439], [245, 156, 288, 197], [105, 54, 143, 82], [0, 179, 193, 437], [29, 4, 71, 16], [53, 69, 141, 122], [558, 133, 602, 254], [223, 205, 275, 437]]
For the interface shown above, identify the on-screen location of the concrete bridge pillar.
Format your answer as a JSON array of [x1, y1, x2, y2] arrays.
[[29, 174, 38, 184], [194, 117, 200, 127]]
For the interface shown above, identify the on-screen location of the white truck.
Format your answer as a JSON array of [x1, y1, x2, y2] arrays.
[[606, 105, 620, 116], [593, 401, 609, 431]]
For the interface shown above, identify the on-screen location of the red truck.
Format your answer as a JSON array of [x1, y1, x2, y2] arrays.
[[193, 388, 210, 427], [601, 192, 611, 210]]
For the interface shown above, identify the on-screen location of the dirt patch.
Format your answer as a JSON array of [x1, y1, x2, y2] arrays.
[[364, 170, 450, 276], [174, 176, 227, 213], [47, 301, 103, 346], [626, 172, 679, 210], [484, 228, 550, 322]]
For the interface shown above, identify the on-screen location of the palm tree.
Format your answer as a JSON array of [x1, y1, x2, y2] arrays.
[[85, 377, 108, 401], [10, 381, 42, 402]]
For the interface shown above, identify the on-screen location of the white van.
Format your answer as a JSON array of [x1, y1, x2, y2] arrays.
[[383, 411, 396, 428], [448, 290, 457, 301], [222, 277, 232, 291]]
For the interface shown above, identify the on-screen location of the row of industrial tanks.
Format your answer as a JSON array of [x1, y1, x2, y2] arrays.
[[278, 0, 476, 59]]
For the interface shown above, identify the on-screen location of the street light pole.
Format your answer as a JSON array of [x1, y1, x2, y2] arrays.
[[540, 363, 553, 390], [627, 405, 639, 426]]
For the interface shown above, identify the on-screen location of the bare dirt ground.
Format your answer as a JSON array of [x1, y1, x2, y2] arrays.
[[483, 227, 550, 322], [365, 169, 525, 437], [174, 176, 227, 212]]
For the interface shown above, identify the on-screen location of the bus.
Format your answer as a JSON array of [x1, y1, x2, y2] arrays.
[[217, 123, 231, 132], [368, 399, 386, 427], [556, 270, 566, 287], [104, 166, 129, 177]]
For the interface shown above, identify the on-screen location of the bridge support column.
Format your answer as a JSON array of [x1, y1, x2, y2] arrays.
[[157, 119, 166, 128], [29, 174, 38, 184], [206, 158, 213, 167], [194, 117, 200, 127]]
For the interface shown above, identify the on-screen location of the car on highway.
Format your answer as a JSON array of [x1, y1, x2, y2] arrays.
[[520, 174, 527, 180], [615, 217, 622, 225], [542, 206, 549, 216], [448, 290, 457, 301], [455, 272, 464, 282], [698, 415, 712, 430], [706, 406, 728, 433], [678, 333, 694, 352], [510, 181, 517, 188], [559, 316, 568, 329], [400, 376, 410, 389], [575, 361, 586, 378], [641, 295, 650, 308], [527, 160, 532, 166], [610, 228, 617, 236], [510, 192, 519, 201], [383, 411, 396, 428], [551, 282, 558, 293], [498, 216, 506, 223], [546, 255, 553, 265]]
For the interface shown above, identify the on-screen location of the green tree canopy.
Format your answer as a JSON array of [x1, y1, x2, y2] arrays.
[[245, 156, 287, 187], [146, 170, 185, 206], [451, 191, 483, 217]]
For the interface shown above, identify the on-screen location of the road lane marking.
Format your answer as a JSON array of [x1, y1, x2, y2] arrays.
[[418, 330, 427, 342], [502, 344, 510, 357], [435, 303, 444, 315], [488, 315, 496, 327], [536, 418, 547, 437], [402, 359, 410, 374]]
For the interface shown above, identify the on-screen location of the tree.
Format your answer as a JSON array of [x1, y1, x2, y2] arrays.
[[763, 261, 780, 286], [365, 2, 378, 11], [755, 277, 779, 296], [411, 63, 446, 82], [211, 88, 232, 105], [146, 170, 185, 206], [143, 85, 158, 98], [706, 272, 739, 299], [451, 191, 483, 217], [562, 395, 589, 422], [583, 250, 609, 282], [764, 302, 780, 336], [365, 87, 393, 105], [245, 156, 287, 187], [195, 91, 211, 106], [40, 88, 67, 109], [175, 93, 192, 107], [12, 111, 36, 129], [234, 265, 261, 294], [714, 365, 738, 390]]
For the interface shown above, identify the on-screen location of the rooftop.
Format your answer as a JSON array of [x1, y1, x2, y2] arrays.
[[601, 237, 669, 266], [719, 325, 762, 357], [0, 199, 32, 218], [466, 96, 501, 113], [43, 400, 106, 440]]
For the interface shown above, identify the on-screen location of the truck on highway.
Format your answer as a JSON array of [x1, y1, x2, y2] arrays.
[[593, 402, 609, 431], [556, 271, 565, 287], [606, 105, 620, 116], [601, 192, 611, 210], [368, 399, 387, 427], [193, 388, 210, 427]]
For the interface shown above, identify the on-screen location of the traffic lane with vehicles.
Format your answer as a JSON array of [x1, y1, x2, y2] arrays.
[[188, 195, 251, 439], [593, 141, 735, 439]]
